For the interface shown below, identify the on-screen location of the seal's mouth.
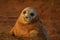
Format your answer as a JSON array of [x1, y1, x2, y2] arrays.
[[24, 17, 32, 23]]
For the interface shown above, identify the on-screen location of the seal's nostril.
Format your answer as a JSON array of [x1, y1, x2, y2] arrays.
[[25, 17, 28, 18]]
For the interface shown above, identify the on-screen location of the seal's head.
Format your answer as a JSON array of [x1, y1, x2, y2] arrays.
[[19, 7, 37, 24]]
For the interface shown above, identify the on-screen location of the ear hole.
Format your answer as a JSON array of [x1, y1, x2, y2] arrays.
[[12, 33, 15, 37]]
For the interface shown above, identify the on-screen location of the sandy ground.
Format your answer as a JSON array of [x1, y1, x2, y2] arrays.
[[0, 0, 60, 40]]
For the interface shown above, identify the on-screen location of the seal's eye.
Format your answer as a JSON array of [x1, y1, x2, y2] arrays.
[[23, 11, 26, 14], [30, 13, 34, 16]]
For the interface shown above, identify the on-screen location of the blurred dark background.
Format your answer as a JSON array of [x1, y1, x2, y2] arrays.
[[0, 0, 60, 40]]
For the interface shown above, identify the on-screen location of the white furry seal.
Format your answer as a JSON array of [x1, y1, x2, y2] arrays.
[[10, 7, 50, 40]]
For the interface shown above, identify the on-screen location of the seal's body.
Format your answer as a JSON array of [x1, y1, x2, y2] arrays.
[[10, 7, 50, 40]]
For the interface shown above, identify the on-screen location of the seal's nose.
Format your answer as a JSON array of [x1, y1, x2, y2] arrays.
[[25, 16, 28, 19]]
